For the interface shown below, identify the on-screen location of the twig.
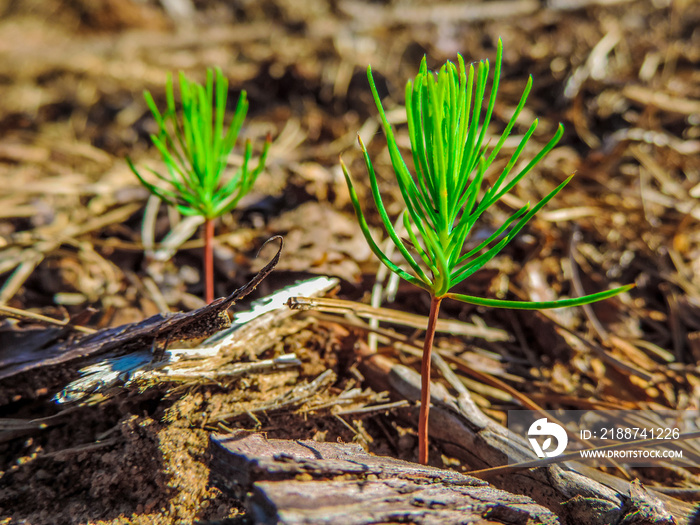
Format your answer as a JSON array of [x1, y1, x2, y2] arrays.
[[0, 304, 96, 334], [335, 400, 410, 416], [287, 296, 509, 342]]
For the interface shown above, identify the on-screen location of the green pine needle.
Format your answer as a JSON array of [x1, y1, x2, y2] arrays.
[[343, 38, 631, 308]]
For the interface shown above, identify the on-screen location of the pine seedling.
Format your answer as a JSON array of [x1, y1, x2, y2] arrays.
[[129, 67, 270, 303], [341, 40, 632, 465]]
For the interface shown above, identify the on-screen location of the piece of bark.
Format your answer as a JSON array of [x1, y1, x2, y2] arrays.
[[251, 479, 556, 525], [54, 276, 338, 406], [0, 237, 282, 381], [358, 352, 690, 525], [208, 431, 559, 525]]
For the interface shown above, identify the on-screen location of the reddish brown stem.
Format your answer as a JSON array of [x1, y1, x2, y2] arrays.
[[418, 295, 442, 465], [203, 218, 215, 303]]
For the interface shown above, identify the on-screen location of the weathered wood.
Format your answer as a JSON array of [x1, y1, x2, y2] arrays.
[[208, 431, 559, 525], [52, 277, 338, 406], [0, 237, 282, 381], [251, 479, 556, 525], [358, 352, 690, 525]]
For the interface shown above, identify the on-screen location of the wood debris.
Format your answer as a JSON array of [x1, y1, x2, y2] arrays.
[[209, 431, 559, 525], [0, 237, 282, 383]]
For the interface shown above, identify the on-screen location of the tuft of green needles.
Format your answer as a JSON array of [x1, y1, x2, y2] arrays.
[[342, 39, 633, 465], [129, 67, 270, 303]]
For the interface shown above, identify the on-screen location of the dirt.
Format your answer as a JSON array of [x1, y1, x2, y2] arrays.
[[1, 0, 700, 523]]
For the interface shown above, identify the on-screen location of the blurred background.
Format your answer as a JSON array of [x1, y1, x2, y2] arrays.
[[0, 0, 698, 321]]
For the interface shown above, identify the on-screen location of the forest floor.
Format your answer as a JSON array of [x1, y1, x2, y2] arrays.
[[0, 0, 699, 523]]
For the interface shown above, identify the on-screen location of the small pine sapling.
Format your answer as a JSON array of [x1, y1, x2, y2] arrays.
[[129, 67, 270, 303], [341, 40, 632, 465]]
